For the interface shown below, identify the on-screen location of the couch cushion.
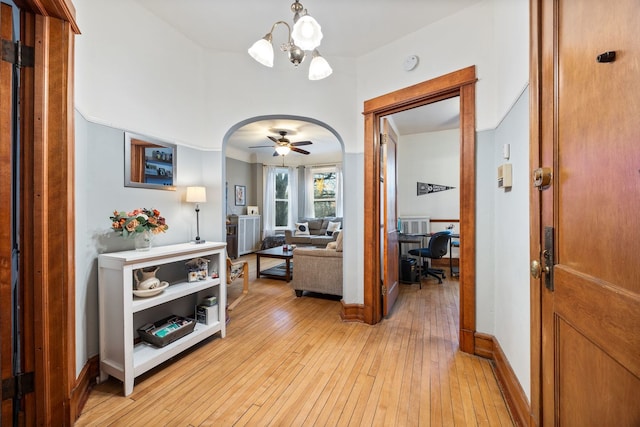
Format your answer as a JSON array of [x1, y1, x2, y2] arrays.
[[326, 221, 341, 236], [302, 218, 323, 231], [294, 222, 310, 236], [335, 230, 344, 252]]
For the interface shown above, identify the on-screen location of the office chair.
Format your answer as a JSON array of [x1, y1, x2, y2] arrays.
[[408, 230, 452, 286]]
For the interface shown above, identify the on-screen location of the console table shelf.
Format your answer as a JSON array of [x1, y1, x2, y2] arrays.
[[98, 242, 227, 396]]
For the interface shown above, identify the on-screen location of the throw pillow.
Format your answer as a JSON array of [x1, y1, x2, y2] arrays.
[[326, 241, 338, 250], [294, 222, 310, 236], [326, 221, 341, 236], [335, 230, 344, 252]]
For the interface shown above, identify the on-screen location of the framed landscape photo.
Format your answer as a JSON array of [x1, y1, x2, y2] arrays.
[[235, 185, 246, 206]]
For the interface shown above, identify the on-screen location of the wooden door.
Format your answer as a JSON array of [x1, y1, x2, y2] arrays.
[[535, 0, 640, 424], [381, 118, 399, 315]]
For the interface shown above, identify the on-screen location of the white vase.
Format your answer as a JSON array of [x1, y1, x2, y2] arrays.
[[134, 230, 153, 251]]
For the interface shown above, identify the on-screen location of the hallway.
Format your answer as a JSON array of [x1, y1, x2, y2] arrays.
[[77, 256, 513, 426]]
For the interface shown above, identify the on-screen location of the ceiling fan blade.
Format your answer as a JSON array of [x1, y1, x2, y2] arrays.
[[272, 151, 280, 157], [267, 136, 278, 143], [248, 145, 273, 149], [291, 141, 312, 146], [291, 147, 310, 155]]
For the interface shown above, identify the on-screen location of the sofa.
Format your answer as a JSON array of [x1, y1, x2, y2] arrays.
[[290, 231, 343, 297], [284, 216, 342, 246]]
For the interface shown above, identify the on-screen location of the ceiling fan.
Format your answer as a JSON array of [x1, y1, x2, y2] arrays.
[[249, 130, 312, 156]]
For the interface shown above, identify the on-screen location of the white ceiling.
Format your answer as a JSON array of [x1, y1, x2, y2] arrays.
[[134, 0, 482, 58], [134, 0, 470, 163]]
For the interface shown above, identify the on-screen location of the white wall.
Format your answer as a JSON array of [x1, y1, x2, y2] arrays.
[[74, 112, 222, 371], [356, 1, 498, 131], [493, 88, 531, 401], [73, 0, 530, 398], [397, 129, 460, 219]]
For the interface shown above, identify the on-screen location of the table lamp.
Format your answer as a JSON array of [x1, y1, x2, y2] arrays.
[[186, 186, 207, 244]]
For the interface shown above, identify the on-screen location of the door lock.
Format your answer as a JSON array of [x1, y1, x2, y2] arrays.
[[533, 167, 552, 189]]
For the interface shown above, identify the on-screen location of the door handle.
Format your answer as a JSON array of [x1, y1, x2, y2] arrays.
[[530, 260, 542, 279]]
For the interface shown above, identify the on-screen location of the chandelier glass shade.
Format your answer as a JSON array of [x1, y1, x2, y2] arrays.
[[308, 49, 333, 80], [291, 14, 323, 50], [248, 35, 275, 67], [248, 1, 332, 80]]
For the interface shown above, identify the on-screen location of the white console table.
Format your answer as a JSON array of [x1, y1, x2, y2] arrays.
[[98, 242, 227, 396]]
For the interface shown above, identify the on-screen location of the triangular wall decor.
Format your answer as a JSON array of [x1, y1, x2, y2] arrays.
[[417, 182, 456, 196]]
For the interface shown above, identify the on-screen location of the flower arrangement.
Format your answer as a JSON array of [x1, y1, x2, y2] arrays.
[[110, 208, 169, 237]]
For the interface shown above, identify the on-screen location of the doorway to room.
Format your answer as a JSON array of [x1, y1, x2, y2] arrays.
[[363, 66, 478, 354]]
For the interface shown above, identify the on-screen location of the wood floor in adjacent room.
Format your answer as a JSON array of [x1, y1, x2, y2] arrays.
[[76, 255, 514, 426]]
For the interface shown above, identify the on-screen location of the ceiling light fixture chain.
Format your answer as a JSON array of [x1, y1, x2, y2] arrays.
[[248, 0, 332, 80]]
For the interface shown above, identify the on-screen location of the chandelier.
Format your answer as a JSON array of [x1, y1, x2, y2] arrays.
[[248, 0, 333, 81]]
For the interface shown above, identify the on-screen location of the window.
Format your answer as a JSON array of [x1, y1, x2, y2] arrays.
[[313, 168, 336, 217], [274, 168, 290, 228]]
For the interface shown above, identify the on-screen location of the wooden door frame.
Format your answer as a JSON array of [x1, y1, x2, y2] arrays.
[[362, 66, 477, 354], [10, 0, 79, 424], [529, 0, 543, 425]]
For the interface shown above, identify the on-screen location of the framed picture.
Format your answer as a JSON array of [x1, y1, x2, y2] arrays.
[[235, 185, 246, 206], [247, 205, 259, 215]]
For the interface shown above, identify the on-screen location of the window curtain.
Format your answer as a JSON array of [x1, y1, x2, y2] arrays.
[[335, 163, 344, 217], [304, 166, 315, 218], [288, 166, 299, 228], [262, 165, 277, 238]]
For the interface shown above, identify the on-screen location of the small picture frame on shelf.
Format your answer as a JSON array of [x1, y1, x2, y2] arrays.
[[247, 205, 259, 215]]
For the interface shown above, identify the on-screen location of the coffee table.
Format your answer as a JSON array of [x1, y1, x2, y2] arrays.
[[256, 245, 294, 282]]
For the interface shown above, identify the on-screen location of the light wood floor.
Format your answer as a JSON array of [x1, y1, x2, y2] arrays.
[[76, 255, 513, 426]]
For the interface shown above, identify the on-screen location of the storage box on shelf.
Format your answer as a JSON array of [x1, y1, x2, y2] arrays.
[[98, 242, 227, 396]]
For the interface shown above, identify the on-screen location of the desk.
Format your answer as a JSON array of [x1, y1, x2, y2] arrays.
[[398, 232, 460, 282]]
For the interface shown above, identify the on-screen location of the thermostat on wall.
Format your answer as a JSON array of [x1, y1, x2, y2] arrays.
[[403, 55, 419, 71], [498, 163, 512, 188]]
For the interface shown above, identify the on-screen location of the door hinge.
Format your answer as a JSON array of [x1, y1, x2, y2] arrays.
[[2, 372, 35, 401], [381, 285, 387, 295], [380, 133, 388, 145], [1, 39, 35, 68]]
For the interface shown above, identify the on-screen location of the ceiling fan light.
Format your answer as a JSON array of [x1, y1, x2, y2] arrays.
[[275, 145, 291, 155], [292, 14, 323, 50], [308, 50, 332, 80], [248, 36, 274, 67]]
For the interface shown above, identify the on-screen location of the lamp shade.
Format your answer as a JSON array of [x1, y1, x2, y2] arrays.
[[291, 14, 323, 51], [248, 37, 274, 67], [186, 186, 207, 203], [308, 50, 332, 80]]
